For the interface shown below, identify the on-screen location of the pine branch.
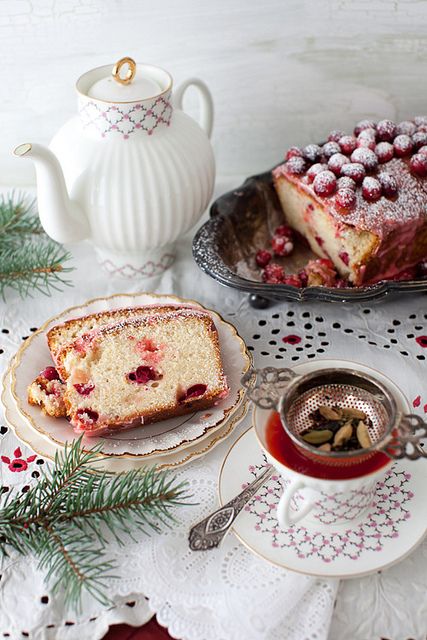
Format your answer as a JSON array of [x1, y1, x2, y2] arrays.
[[0, 238, 73, 300], [0, 438, 191, 609], [38, 524, 116, 608], [0, 191, 74, 300], [0, 192, 43, 236]]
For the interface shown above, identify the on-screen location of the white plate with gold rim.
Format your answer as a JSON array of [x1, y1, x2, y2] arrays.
[[9, 293, 250, 459], [2, 367, 249, 472], [218, 359, 427, 578]]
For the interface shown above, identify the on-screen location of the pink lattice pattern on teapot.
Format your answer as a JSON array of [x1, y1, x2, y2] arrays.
[[99, 252, 175, 278], [78, 90, 173, 139]]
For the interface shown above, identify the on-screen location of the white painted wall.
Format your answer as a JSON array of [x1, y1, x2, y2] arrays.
[[1, 0, 427, 185]]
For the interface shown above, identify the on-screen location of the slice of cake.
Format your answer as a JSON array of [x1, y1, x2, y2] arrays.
[[273, 117, 427, 285], [47, 305, 180, 363], [59, 309, 229, 435], [29, 305, 183, 415]]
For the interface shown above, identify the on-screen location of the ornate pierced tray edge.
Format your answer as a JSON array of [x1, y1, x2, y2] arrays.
[[192, 170, 427, 305]]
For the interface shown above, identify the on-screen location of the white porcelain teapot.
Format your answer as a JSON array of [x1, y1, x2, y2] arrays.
[[14, 57, 215, 278]]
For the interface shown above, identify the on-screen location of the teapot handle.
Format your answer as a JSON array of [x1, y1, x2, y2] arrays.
[[174, 78, 214, 139]]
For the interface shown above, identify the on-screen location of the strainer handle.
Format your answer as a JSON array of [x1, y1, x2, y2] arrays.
[[277, 479, 314, 527], [384, 414, 427, 460], [241, 366, 297, 410]]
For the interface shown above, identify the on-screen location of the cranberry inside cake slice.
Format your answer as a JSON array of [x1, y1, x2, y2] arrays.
[[27, 366, 67, 417], [60, 310, 229, 435]]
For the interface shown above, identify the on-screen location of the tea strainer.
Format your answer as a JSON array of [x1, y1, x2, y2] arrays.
[[241, 366, 427, 466]]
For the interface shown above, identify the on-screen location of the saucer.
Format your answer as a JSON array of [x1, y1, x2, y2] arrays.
[[9, 292, 250, 458], [2, 366, 249, 472], [219, 426, 427, 578]]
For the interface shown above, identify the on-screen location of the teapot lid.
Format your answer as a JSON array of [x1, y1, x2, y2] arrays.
[[78, 57, 172, 103]]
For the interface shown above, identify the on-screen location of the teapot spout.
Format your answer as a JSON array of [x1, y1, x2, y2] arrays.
[[13, 143, 89, 244]]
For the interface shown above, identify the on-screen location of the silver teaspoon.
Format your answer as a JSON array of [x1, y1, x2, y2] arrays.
[[188, 465, 274, 551]]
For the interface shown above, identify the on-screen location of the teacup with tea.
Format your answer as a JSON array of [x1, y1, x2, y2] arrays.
[[243, 366, 426, 528]]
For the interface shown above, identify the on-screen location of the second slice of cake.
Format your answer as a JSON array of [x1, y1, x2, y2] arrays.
[[60, 309, 229, 435]]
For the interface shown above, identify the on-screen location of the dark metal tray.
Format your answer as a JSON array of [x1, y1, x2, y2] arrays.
[[192, 167, 427, 307]]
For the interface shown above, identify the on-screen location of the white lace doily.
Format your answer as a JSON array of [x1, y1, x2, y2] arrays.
[[0, 179, 426, 640]]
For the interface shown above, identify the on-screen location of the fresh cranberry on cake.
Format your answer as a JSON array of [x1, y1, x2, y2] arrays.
[[356, 129, 376, 150], [335, 188, 356, 210], [272, 116, 427, 286], [338, 135, 357, 155], [375, 142, 394, 164], [396, 121, 416, 136], [285, 146, 303, 160], [340, 162, 365, 184], [322, 141, 341, 159], [393, 135, 413, 157], [413, 131, 427, 150], [328, 130, 345, 142], [410, 153, 427, 177], [354, 120, 376, 136]]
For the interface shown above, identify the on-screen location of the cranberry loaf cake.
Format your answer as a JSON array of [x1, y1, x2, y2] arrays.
[[273, 117, 427, 285], [58, 309, 228, 435], [29, 305, 180, 417]]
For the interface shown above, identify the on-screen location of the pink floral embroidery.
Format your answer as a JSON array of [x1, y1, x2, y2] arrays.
[[415, 336, 427, 348], [1, 448, 37, 473], [282, 335, 301, 345], [413, 395, 421, 408]]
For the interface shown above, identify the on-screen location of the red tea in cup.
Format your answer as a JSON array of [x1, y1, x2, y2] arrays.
[[265, 411, 390, 480]]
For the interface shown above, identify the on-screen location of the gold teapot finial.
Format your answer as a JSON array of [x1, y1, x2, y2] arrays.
[[112, 57, 136, 85]]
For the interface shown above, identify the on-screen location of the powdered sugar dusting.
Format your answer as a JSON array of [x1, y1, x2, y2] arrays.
[[100, 308, 214, 336], [277, 157, 427, 239], [332, 158, 427, 236], [350, 147, 378, 171]]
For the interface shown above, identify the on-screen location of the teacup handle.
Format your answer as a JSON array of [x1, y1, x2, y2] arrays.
[[277, 479, 314, 527], [174, 78, 214, 139]]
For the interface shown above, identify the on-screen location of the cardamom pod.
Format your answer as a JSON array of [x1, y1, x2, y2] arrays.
[[319, 406, 342, 420], [356, 421, 372, 448], [302, 429, 333, 445], [341, 407, 367, 420], [318, 443, 332, 452], [333, 422, 353, 447]]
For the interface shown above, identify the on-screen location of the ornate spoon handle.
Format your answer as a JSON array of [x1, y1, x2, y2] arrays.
[[188, 465, 274, 551]]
